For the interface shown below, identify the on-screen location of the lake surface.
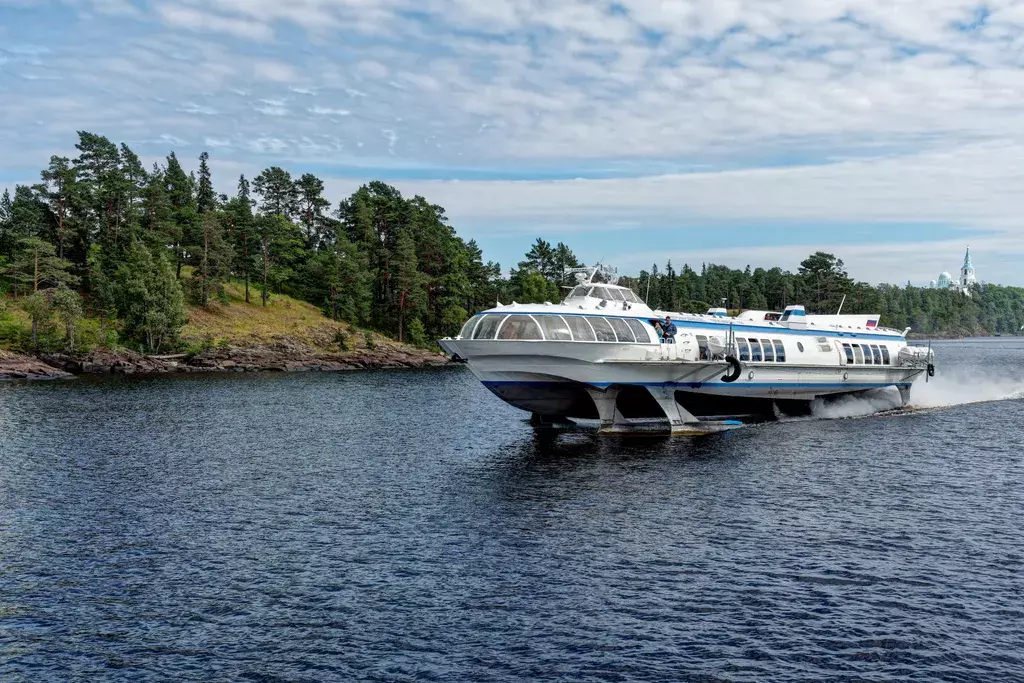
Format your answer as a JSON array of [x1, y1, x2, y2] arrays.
[[2, 339, 1023, 682]]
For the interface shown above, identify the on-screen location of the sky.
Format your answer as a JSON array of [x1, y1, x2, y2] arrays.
[[2, 0, 1024, 286]]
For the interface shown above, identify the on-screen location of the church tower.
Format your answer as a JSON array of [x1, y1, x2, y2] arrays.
[[960, 246, 977, 291]]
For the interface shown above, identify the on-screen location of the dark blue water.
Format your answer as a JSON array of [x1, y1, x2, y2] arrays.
[[2, 340, 1024, 682]]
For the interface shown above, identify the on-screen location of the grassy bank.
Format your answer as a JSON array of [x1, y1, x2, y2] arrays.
[[1, 278, 418, 358]]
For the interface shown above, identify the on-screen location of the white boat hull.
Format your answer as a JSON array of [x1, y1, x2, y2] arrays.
[[438, 278, 933, 434]]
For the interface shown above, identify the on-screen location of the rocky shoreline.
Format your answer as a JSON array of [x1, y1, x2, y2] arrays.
[[1, 341, 451, 381]]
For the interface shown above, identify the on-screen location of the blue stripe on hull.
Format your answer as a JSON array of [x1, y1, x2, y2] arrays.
[[482, 380, 912, 390]]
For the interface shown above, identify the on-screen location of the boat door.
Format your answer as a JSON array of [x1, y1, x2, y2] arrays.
[[833, 340, 849, 366]]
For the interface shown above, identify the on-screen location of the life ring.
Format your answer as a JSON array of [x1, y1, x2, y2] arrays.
[[721, 355, 742, 383], [927, 363, 935, 377]]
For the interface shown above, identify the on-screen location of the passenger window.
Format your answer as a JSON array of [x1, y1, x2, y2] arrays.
[[738, 339, 750, 361], [497, 315, 543, 340], [459, 315, 483, 339], [871, 345, 882, 365], [852, 344, 864, 364], [881, 345, 891, 365], [750, 338, 763, 362], [565, 316, 596, 341], [625, 318, 652, 343], [773, 340, 786, 363], [472, 314, 505, 339], [607, 317, 635, 342], [842, 343, 854, 365], [536, 315, 572, 341], [589, 317, 617, 342], [760, 338, 774, 362]]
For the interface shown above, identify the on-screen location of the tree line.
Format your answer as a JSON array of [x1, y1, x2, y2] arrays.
[[2, 132, 1023, 354], [0, 132, 508, 351], [616, 251, 1024, 336]]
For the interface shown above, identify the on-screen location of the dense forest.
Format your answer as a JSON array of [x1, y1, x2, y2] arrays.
[[1, 131, 1023, 354], [619, 252, 1024, 336]]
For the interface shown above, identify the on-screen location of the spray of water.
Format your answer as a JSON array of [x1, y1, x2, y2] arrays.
[[809, 366, 1024, 420]]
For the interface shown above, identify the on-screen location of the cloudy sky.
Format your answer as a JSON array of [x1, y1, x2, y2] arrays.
[[2, 0, 1023, 285]]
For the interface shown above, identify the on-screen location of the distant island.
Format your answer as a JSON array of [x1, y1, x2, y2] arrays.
[[2, 131, 1022, 378]]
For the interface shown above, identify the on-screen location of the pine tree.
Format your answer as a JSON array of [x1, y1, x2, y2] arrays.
[[196, 152, 217, 215]]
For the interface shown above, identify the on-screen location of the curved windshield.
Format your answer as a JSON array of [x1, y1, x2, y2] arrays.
[[459, 315, 482, 339], [625, 318, 652, 343], [622, 290, 642, 303], [591, 287, 612, 301], [607, 317, 635, 342], [496, 315, 543, 340], [472, 314, 505, 339], [606, 289, 625, 302], [589, 317, 617, 342], [567, 286, 590, 299], [565, 316, 596, 341], [536, 315, 572, 341]]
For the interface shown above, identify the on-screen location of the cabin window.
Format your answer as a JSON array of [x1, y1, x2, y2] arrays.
[[472, 314, 506, 340], [589, 317, 617, 342], [760, 339, 774, 362], [622, 290, 642, 304], [625, 319, 652, 343], [881, 345, 891, 365], [592, 287, 612, 301], [773, 340, 786, 363], [749, 338, 763, 362], [607, 317, 635, 342], [496, 315, 543, 340], [567, 286, 589, 298], [607, 289, 626, 302], [870, 345, 882, 365], [796, 341, 805, 353], [816, 336, 832, 353], [565, 316, 596, 342], [842, 343, 854, 365], [459, 315, 483, 339], [536, 315, 573, 341], [852, 344, 865, 364], [738, 338, 750, 361]]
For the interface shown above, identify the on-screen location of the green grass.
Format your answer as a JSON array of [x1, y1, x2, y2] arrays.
[[1, 276, 408, 356], [182, 279, 391, 353]]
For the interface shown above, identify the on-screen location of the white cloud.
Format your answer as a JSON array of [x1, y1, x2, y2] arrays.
[[155, 4, 273, 41], [252, 60, 297, 82], [309, 106, 350, 115], [10, 0, 1024, 286]]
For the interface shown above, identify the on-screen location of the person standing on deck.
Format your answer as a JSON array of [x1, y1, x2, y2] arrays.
[[662, 316, 677, 343]]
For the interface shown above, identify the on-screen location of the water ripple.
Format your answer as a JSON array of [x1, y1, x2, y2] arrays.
[[2, 345, 1024, 681]]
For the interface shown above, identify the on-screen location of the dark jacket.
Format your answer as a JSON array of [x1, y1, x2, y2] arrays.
[[662, 321, 677, 338]]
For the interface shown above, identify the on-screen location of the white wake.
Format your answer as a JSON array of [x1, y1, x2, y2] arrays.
[[810, 368, 1024, 420]]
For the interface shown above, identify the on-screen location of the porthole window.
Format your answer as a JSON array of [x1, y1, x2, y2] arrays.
[[797, 341, 805, 353]]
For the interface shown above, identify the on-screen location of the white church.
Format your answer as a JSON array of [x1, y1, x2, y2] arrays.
[[929, 247, 978, 295]]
